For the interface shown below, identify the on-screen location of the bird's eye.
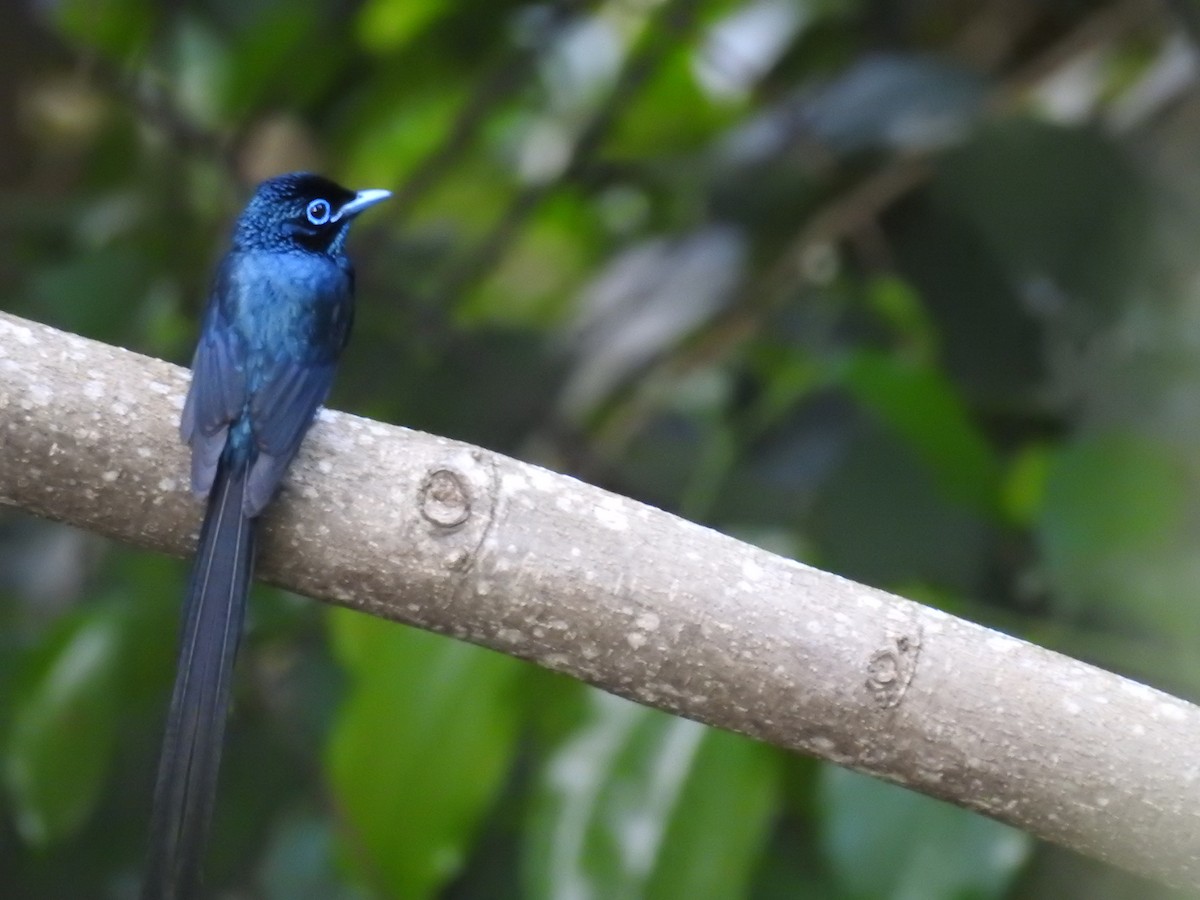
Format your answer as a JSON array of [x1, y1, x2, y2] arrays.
[[305, 199, 331, 226]]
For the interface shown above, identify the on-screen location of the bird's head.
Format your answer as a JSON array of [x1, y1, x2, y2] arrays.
[[232, 172, 390, 255]]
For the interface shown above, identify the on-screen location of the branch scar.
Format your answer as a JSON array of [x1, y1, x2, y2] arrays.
[[866, 626, 922, 708]]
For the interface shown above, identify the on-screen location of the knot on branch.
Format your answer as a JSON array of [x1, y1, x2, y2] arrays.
[[866, 627, 922, 709], [420, 467, 472, 529]]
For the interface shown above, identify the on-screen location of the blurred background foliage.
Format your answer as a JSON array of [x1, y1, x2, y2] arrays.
[[2, 0, 1200, 896]]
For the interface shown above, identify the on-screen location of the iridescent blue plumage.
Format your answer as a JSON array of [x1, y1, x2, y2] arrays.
[[144, 173, 388, 899]]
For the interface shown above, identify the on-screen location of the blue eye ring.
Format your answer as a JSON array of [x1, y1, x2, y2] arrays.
[[305, 198, 331, 226]]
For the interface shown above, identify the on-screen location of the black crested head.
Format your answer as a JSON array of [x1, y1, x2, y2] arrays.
[[232, 172, 390, 256]]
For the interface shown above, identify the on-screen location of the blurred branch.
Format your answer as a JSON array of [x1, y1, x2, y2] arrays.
[[4, 311, 1200, 891], [433, 0, 701, 305], [82, 53, 233, 168], [991, 0, 1160, 105], [592, 0, 1162, 450], [947, 0, 1041, 71], [1163, 0, 1200, 51], [385, 1, 590, 224]]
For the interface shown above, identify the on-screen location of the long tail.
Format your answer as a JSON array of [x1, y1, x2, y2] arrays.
[[143, 458, 256, 899]]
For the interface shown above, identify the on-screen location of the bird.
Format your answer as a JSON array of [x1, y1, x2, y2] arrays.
[[143, 173, 390, 899]]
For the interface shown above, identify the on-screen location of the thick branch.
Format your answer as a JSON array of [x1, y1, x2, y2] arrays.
[[1, 310, 1197, 889]]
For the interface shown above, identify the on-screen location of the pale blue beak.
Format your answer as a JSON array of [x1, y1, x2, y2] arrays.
[[333, 188, 392, 222]]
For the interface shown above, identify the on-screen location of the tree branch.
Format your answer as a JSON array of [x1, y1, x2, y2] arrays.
[[1, 310, 1198, 889]]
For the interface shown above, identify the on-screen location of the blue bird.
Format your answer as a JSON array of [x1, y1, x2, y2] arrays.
[[144, 173, 389, 898]]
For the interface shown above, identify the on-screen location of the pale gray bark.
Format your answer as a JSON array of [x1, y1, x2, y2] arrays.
[[1, 310, 1198, 888]]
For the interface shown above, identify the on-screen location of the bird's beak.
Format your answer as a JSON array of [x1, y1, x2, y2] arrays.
[[332, 188, 392, 222]]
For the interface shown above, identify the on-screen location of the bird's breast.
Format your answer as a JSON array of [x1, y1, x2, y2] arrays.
[[225, 250, 352, 376]]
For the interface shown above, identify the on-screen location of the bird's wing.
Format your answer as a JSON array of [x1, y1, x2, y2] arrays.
[[244, 356, 338, 515], [180, 277, 247, 497]]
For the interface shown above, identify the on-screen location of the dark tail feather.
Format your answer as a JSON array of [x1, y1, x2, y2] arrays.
[[143, 459, 256, 899]]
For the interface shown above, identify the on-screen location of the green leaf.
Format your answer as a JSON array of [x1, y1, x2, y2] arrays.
[[1001, 443, 1050, 527], [644, 727, 780, 898], [1036, 433, 1196, 632], [356, 0, 449, 54], [462, 192, 600, 327], [864, 276, 938, 363], [935, 119, 1153, 313], [168, 18, 232, 128], [809, 424, 989, 590], [223, 3, 335, 116], [819, 766, 1031, 900], [837, 350, 1001, 513], [524, 691, 779, 900], [1039, 433, 1184, 566], [341, 86, 466, 190], [609, 42, 739, 158], [50, 0, 155, 58], [29, 245, 152, 343], [3, 607, 124, 846], [327, 611, 523, 899]]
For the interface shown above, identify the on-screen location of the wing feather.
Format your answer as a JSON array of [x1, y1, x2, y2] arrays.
[[180, 269, 247, 496], [243, 360, 337, 515]]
